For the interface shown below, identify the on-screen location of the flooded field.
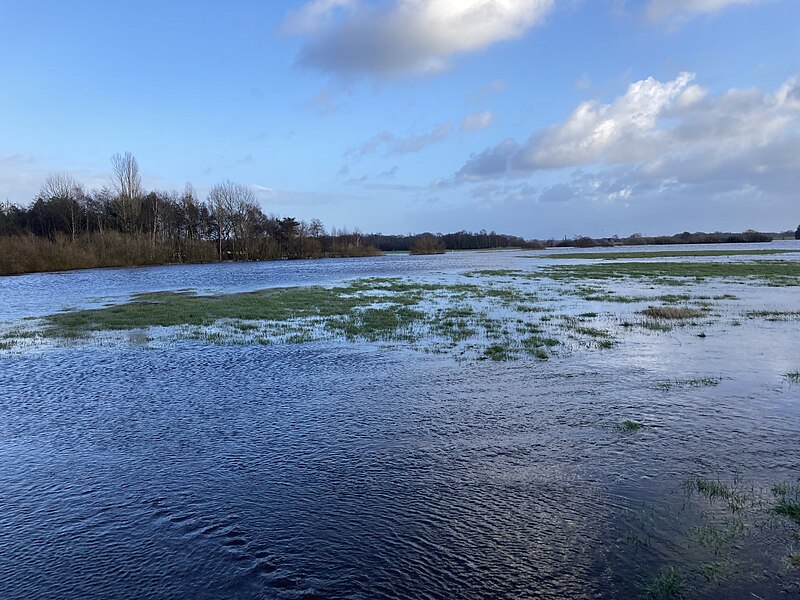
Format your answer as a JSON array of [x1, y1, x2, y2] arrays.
[[1, 243, 800, 599]]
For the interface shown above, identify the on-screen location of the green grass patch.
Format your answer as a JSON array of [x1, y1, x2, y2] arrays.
[[655, 378, 721, 391], [772, 482, 800, 523], [536, 249, 800, 260], [543, 260, 800, 285], [521, 335, 559, 357], [615, 419, 644, 432], [785, 371, 800, 384], [326, 306, 424, 342], [483, 343, 514, 361], [684, 477, 749, 513], [44, 286, 376, 335]]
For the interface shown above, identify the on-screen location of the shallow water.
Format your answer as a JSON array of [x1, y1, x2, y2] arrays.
[[1, 243, 800, 598]]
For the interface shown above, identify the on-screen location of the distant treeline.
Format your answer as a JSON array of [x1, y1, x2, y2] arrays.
[[364, 231, 542, 253], [545, 230, 778, 248]]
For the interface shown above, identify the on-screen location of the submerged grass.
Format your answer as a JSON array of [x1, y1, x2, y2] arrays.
[[789, 554, 800, 570], [15, 276, 561, 361], [483, 343, 514, 361], [684, 477, 749, 513], [542, 260, 800, 285], [9, 253, 793, 365], [691, 521, 745, 555], [655, 378, 721, 391], [745, 310, 800, 321], [648, 566, 683, 599], [784, 371, 800, 384], [326, 306, 424, 342], [771, 482, 800, 523], [615, 420, 644, 432], [699, 559, 737, 583]]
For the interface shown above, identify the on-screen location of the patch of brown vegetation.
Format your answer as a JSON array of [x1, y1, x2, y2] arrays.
[[641, 306, 705, 320]]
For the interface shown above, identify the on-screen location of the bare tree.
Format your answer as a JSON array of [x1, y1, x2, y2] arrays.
[[308, 218, 325, 238], [39, 173, 85, 242], [110, 152, 142, 233], [208, 180, 257, 260]]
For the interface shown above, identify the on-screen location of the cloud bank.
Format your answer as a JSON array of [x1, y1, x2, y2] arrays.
[[285, 0, 554, 77], [456, 72, 800, 215], [458, 73, 800, 183]]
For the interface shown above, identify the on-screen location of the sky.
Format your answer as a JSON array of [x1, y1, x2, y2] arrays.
[[1, 0, 799, 239]]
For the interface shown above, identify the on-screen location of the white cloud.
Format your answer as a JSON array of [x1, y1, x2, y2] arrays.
[[644, 0, 767, 21], [460, 111, 494, 132], [286, 0, 554, 77], [457, 73, 800, 185], [516, 72, 698, 170]]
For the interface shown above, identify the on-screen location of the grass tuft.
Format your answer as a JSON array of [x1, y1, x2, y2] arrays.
[[648, 566, 683, 599], [615, 420, 644, 432], [684, 477, 748, 513], [772, 482, 800, 523], [784, 371, 800, 384]]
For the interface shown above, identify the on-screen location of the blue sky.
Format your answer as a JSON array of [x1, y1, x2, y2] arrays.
[[1, 0, 799, 238]]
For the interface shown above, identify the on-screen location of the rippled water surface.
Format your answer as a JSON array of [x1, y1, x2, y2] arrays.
[[1, 244, 800, 598]]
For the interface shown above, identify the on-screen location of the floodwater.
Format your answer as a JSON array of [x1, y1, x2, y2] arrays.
[[1, 243, 800, 599]]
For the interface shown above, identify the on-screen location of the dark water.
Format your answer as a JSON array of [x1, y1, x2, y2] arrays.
[[1, 245, 800, 598]]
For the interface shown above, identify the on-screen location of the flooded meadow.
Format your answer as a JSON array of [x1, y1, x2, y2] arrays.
[[1, 243, 799, 598]]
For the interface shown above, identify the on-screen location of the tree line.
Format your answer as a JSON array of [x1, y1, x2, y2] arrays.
[[0, 152, 538, 275], [0, 152, 378, 263]]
